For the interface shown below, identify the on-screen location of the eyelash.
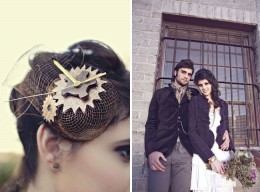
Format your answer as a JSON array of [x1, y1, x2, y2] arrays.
[[199, 83, 209, 87], [115, 145, 130, 163]]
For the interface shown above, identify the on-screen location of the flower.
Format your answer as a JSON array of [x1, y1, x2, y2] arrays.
[[206, 150, 257, 188], [225, 150, 257, 188]]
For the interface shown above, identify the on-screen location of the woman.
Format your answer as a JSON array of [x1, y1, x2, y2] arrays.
[[1, 40, 130, 192], [188, 68, 235, 192]]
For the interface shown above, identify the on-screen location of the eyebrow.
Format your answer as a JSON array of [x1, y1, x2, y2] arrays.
[[114, 138, 130, 145], [180, 69, 192, 75]]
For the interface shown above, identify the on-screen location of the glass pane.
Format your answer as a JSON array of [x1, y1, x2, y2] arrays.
[[175, 49, 188, 62], [163, 62, 173, 86], [204, 43, 216, 65], [237, 54, 243, 67], [193, 64, 201, 74], [176, 40, 188, 48], [167, 40, 175, 48], [231, 54, 236, 67], [190, 42, 200, 49], [218, 53, 225, 66], [190, 50, 201, 64], [236, 47, 242, 54], [218, 44, 224, 52], [230, 46, 236, 53], [239, 87, 245, 102], [237, 69, 244, 83], [164, 62, 173, 78], [231, 68, 238, 82], [205, 66, 216, 77], [226, 67, 231, 82], [225, 53, 230, 66], [226, 85, 232, 101], [218, 67, 224, 80], [232, 88, 239, 101], [239, 105, 246, 116], [166, 48, 174, 61]]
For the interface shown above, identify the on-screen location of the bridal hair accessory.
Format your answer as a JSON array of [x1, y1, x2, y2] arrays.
[[5, 45, 120, 141]]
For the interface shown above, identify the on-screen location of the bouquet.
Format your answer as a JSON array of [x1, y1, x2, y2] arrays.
[[206, 150, 257, 188], [224, 150, 257, 188]]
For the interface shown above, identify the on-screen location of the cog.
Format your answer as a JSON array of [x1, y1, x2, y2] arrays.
[[42, 94, 58, 122], [53, 66, 107, 113]]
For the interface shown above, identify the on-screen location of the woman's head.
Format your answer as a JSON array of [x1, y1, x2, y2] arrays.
[[193, 68, 221, 107], [8, 40, 130, 191]]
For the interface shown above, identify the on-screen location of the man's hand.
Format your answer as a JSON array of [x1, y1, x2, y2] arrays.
[[220, 130, 230, 150], [148, 151, 167, 172], [211, 159, 225, 175]]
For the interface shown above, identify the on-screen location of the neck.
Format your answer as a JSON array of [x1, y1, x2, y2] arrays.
[[206, 95, 211, 100], [26, 162, 56, 192]]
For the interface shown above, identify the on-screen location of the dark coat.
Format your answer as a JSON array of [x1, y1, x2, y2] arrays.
[[145, 84, 199, 157], [188, 94, 235, 163]]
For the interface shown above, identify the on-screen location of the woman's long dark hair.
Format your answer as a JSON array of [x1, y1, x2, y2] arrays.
[[1, 40, 130, 191], [193, 68, 221, 108]]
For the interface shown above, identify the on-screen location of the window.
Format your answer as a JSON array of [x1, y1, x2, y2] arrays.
[[156, 15, 260, 148]]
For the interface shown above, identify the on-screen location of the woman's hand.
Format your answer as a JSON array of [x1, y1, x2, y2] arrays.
[[211, 159, 225, 175], [221, 130, 230, 150]]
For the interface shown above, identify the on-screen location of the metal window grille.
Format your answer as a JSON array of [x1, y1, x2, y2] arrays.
[[156, 21, 260, 149]]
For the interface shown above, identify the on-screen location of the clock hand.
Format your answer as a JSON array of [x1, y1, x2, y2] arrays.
[[53, 60, 81, 87], [81, 72, 106, 84]]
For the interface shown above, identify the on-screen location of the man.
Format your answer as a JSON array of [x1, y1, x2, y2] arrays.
[[145, 59, 230, 192]]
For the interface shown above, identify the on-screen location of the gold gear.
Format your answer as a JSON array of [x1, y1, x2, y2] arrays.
[[42, 94, 58, 122], [53, 66, 107, 113]]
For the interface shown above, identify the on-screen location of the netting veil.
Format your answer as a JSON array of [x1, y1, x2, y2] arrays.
[[5, 45, 119, 141]]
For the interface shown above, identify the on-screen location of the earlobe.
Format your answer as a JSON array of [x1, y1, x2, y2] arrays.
[[37, 124, 61, 170]]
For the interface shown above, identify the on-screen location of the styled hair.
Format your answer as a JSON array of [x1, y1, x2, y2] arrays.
[[173, 59, 195, 79], [193, 68, 221, 108], [3, 40, 130, 191]]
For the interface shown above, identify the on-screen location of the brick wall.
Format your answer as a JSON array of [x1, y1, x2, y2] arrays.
[[132, 0, 260, 191]]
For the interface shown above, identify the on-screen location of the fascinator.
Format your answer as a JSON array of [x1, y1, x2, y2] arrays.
[[5, 42, 125, 141]]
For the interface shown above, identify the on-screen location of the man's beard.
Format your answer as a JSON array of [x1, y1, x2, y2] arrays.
[[175, 77, 188, 87]]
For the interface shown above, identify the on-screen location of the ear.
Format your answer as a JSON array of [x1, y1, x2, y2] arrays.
[[37, 124, 61, 170], [174, 70, 177, 77]]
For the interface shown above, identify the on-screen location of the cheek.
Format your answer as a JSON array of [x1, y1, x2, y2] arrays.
[[61, 147, 129, 192], [83, 153, 129, 191]]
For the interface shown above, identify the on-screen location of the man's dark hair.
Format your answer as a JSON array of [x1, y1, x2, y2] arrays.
[[173, 59, 195, 79]]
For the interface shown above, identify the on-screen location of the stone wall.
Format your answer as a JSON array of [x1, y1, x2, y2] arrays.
[[132, 0, 260, 191]]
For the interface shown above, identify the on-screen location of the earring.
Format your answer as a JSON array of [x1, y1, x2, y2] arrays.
[[53, 163, 60, 169]]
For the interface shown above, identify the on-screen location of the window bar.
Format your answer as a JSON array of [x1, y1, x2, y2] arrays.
[[161, 37, 254, 49], [188, 27, 191, 59], [227, 33, 235, 145], [202, 31, 205, 68], [240, 34, 250, 147], [248, 48, 259, 146], [216, 31, 219, 93]]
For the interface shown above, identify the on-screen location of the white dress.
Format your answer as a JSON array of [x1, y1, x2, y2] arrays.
[[190, 108, 236, 192]]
